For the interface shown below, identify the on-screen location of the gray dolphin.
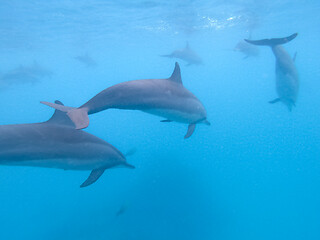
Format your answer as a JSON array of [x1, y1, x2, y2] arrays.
[[161, 43, 203, 66], [75, 53, 97, 67], [41, 63, 209, 139], [0, 101, 134, 187], [245, 33, 299, 111], [234, 40, 259, 59], [0, 61, 52, 88]]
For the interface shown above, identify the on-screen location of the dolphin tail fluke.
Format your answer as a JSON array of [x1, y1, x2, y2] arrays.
[[41, 101, 89, 129], [245, 33, 298, 46], [80, 168, 105, 188], [184, 123, 196, 139], [67, 108, 89, 129]]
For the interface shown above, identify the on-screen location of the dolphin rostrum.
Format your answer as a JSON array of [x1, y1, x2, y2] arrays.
[[0, 101, 134, 187], [41, 63, 210, 139], [161, 43, 203, 66], [245, 33, 299, 111]]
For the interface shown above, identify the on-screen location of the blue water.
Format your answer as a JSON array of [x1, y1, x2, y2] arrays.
[[0, 0, 320, 239]]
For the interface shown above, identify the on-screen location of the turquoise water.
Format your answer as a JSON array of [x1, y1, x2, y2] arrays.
[[0, 1, 320, 239]]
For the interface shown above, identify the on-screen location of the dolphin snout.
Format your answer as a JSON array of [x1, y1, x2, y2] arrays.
[[196, 117, 210, 126]]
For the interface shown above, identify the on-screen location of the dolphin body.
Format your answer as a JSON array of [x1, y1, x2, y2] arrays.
[[0, 101, 134, 187], [41, 63, 209, 139], [245, 33, 299, 111], [161, 43, 203, 66]]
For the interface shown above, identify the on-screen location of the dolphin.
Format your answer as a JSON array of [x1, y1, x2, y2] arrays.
[[0, 101, 134, 187], [0, 61, 53, 88], [41, 63, 210, 139], [115, 204, 127, 217], [245, 33, 299, 111], [161, 43, 203, 66], [75, 53, 97, 67], [234, 40, 259, 59]]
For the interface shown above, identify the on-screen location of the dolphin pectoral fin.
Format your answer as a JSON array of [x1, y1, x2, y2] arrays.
[[203, 120, 211, 126], [184, 123, 196, 139], [293, 51, 297, 62], [160, 119, 173, 122], [80, 168, 106, 188], [269, 98, 281, 104]]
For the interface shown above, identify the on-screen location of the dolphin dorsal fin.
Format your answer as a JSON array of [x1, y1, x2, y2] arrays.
[[46, 100, 75, 128], [168, 62, 182, 84]]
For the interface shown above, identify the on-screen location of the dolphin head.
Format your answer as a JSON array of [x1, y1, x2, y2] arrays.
[[195, 115, 211, 126], [194, 104, 210, 125]]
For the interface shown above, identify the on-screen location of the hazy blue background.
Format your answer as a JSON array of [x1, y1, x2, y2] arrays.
[[0, 0, 319, 239]]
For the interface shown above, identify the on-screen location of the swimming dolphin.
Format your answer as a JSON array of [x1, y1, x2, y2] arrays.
[[0, 61, 52, 88], [0, 101, 134, 187], [234, 40, 259, 59], [115, 204, 127, 217], [245, 33, 299, 111], [161, 43, 203, 66], [75, 53, 97, 67], [41, 63, 210, 139]]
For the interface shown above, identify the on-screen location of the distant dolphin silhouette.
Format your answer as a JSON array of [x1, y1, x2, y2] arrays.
[[234, 40, 259, 59], [75, 53, 97, 67], [245, 33, 299, 111], [161, 43, 203, 66], [0, 101, 134, 187], [115, 204, 127, 217], [0, 61, 52, 87], [41, 63, 210, 139]]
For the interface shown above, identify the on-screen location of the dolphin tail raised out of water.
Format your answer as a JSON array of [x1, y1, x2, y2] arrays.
[[244, 33, 298, 46], [40, 101, 89, 129]]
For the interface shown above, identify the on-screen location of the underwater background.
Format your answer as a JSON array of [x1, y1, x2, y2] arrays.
[[0, 0, 320, 239]]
